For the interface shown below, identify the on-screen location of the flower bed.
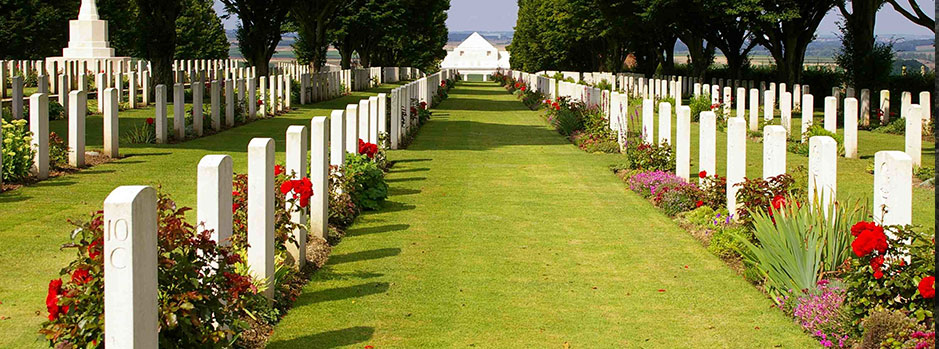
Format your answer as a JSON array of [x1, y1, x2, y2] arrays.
[[39, 136, 397, 348]]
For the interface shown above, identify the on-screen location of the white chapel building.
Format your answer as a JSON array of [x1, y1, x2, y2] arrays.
[[441, 32, 510, 81]]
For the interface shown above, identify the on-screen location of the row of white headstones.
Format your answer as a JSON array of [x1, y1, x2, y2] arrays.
[[2, 65, 434, 189], [512, 70, 917, 230], [77, 70, 453, 348]]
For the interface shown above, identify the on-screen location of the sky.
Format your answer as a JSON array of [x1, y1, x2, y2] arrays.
[[213, 0, 935, 36]]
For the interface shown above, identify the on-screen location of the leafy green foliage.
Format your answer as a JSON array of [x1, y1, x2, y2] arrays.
[[789, 125, 845, 155], [48, 132, 68, 170], [175, 0, 230, 59], [1, 119, 35, 183], [733, 173, 802, 224], [844, 225, 935, 327], [625, 140, 674, 172], [344, 153, 388, 211], [39, 192, 257, 347], [736, 198, 869, 301]]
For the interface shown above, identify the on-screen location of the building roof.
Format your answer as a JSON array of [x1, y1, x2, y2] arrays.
[[455, 32, 498, 51]]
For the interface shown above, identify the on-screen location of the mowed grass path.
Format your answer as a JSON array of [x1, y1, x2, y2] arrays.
[[268, 82, 816, 347], [0, 83, 405, 348]]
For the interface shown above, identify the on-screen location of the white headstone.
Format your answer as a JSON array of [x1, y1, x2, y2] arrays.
[[699, 111, 716, 178], [68, 90, 86, 167], [801, 94, 814, 143], [286, 126, 309, 268], [919, 91, 931, 124], [658, 102, 671, 145], [641, 99, 654, 144], [763, 90, 774, 121], [198, 155, 233, 246], [369, 96, 379, 144], [330, 110, 346, 166], [879, 90, 890, 124], [860, 89, 870, 127], [844, 97, 858, 158], [726, 118, 747, 216], [155, 85, 167, 143], [310, 117, 329, 240], [225, 79, 234, 127], [103, 88, 118, 158], [780, 92, 791, 135], [763, 125, 787, 178], [247, 138, 275, 300], [103, 185, 158, 349], [905, 105, 922, 167], [358, 99, 370, 143], [873, 151, 912, 227], [173, 83, 184, 140], [823, 96, 837, 133], [346, 104, 359, 154], [210, 80, 220, 130], [29, 93, 49, 179], [675, 106, 691, 180], [808, 136, 838, 214], [192, 82, 204, 136]]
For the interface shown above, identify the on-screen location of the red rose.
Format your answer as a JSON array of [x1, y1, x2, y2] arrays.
[[695, 200, 704, 207], [46, 279, 63, 320], [71, 268, 92, 285], [851, 225, 888, 257], [274, 165, 285, 176], [869, 255, 885, 279], [851, 221, 880, 237], [698, 170, 707, 178], [919, 276, 935, 299], [257, 99, 264, 106], [232, 203, 240, 212], [145, 117, 154, 125], [87, 239, 102, 260], [771, 195, 787, 210]]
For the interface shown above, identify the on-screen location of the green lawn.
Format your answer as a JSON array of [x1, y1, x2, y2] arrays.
[[634, 102, 935, 227], [0, 82, 406, 348], [267, 82, 817, 347]]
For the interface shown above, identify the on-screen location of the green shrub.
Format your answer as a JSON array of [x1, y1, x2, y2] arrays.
[[709, 223, 751, 259], [788, 125, 845, 156], [733, 174, 804, 225], [737, 198, 869, 301], [123, 123, 156, 144], [688, 94, 711, 122], [914, 166, 934, 181], [697, 171, 727, 209], [328, 164, 358, 231], [48, 100, 65, 121], [344, 153, 388, 210], [872, 118, 905, 135], [659, 186, 700, 216], [49, 132, 68, 169], [625, 140, 674, 172], [2, 119, 35, 182]]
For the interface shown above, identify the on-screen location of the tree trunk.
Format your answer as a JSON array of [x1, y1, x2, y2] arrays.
[[662, 36, 677, 74]]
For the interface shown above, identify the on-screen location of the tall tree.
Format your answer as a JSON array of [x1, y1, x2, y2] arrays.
[[220, 0, 294, 77], [705, 0, 757, 79], [175, 0, 230, 59], [885, 0, 935, 32], [0, 0, 75, 59], [134, 0, 181, 89], [738, 0, 838, 84], [836, 0, 893, 92], [290, 0, 345, 71]]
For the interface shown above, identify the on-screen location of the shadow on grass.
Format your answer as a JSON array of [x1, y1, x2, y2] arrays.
[[393, 158, 431, 164], [267, 326, 375, 349], [328, 247, 401, 265], [386, 177, 425, 183], [377, 201, 416, 213], [388, 167, 429, 174], [347, 224, 410, 237], [294, 282, 389, 306], [388, 187, 421, 196], [313, 266, 385, 281]]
